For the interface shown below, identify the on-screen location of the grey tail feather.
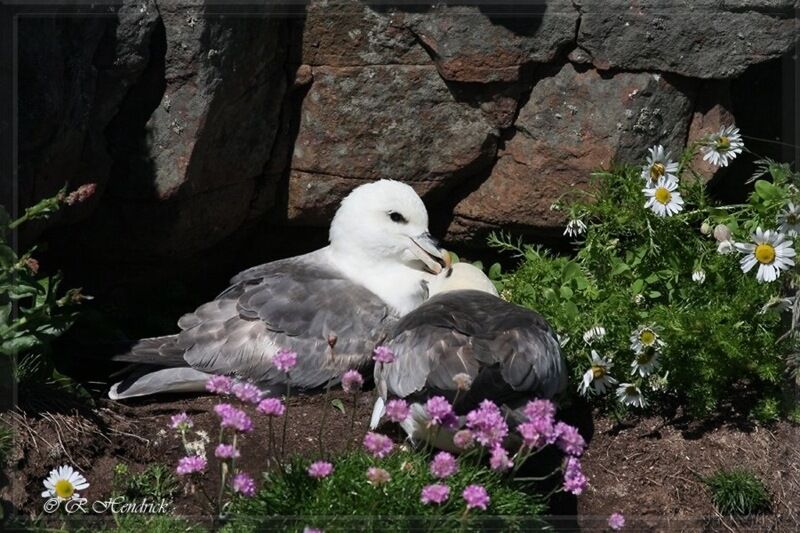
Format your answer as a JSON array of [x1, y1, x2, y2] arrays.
[[110, 335, 186, 367], [108, 366, 212, 400]]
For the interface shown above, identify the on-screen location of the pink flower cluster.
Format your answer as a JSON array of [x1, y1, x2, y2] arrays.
[[425, 396, 457, 428], [385, 399, 410, 422], [273, 349, 298, 373], [206, 374, 234, 395], [608, 512, 625, 530], [429, 451, 458, 479], [232, 382, 262, 404], [257, 398, 285, 417], [489, 446, 513, 472], [307, 461, 334, 479], [562, 456, 588, 495], [170, 412, 193, 430], [462, 484, 490, 511], [215, 444, 240, 459], [420, 483, 450, 505], [214, 403, 253, 433], [453, 429, 475, 450], [363, 432, 394, 459], [465, 400, 508, 448], [176, 455, 206, 475], [372, 345, 396, 364], [366, 467, 391, 486], [231, 472, 256, 497], [341, 370, 364, 393]]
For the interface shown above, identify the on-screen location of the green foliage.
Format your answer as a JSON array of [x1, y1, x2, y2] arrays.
[[225, 450, 547, 533], [705, 468, 771, 516], [0, 187, 90, 384], [493, 156, 799, 417], [113, 462, 180, 502]]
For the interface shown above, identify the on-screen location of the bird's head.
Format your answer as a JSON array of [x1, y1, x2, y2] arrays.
[[330, 180, 448, 274], [426, 262, 499, 297]]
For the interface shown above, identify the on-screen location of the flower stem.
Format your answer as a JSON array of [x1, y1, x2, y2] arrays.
[[317, 377, 334, 457], [347, 390, 360, 452], [280, 379, 291, 460]]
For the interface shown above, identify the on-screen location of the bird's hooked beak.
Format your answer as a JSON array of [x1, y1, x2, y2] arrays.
[[408, 233, 451, 274]]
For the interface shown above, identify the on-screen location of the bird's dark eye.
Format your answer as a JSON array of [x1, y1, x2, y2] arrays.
[[389, 212, 408, 224]]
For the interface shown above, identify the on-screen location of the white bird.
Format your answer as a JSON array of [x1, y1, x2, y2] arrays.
[[372, 263, 567, 451], [108, 180, 448, 399]]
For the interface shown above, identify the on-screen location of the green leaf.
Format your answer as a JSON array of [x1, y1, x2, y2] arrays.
[[754, 180, 781, 201], [564, 301, 579, 320], [631, 279, 644, 294], [559, 285, 574, 299], [330, 399, 345, 414], [562, 262, 582, 282], [471, 260, 484, 271], [0, 245, 16, 268], [488, 263, 502, 280], [1, 335, 41, 355], [448, 252, 460, 264], [611, 261, 630, 275]]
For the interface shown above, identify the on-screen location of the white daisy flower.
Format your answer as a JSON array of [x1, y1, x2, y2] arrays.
[[582, 326, 606, 344], [717, 240, 736, 255], [630, 325, 664, 354], [564, 218, 587, 238], [778, 202, 800, 237], [691, 270, 706, 284], [632, 294, 645, 305], [643, 177, 684, 217], [41, 465, 89, 501], [702, 125, 744, 167], [758, 295, 795, 315], [616, 383, 646, 408], [578, 350, 618, 396], [641, 144, 679, 184], [648, 371, 670, 392], [736, 227, 796, 283], [630, 348, 660, 377]]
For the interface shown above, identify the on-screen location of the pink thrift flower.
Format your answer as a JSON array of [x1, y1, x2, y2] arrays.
[[307, 461, 334, 479], [420, 483, 450, 505], [363, 432, 394, 459], [273, 349, 298, 372], [257, 398, 285, 417], [523, 399, 556, 424], [518, 415, 557, 449], [215, 444, 240, 459], [214, 403, 254, 433], [429, 451, 458, 479], [366, 467, 391, 486], [465, 400, 508, 448], [231, 472, 256, 497], [372, 346, 396, 364], [170, 412, 193, 430], [206, 375, 233, 395], [608, 512, 625, 530], [385, 399, 410, 422], [555, 422, 585, 457], [489, 446, 513, 472], [425, 396, 455, 426], [563, 457, 588, 495], [303, 528, 323, 533], [176, 455, 207, 475], [462, 484, 490, 511], [453, 429, 475, 450], [65, 183, 97, 205], [232, 382, 262, 404], [341, 370, 364, 393]]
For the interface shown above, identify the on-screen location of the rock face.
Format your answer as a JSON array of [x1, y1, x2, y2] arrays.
[[576, 0, 798, 79], [14, 0, 797, 304], [448, 64, 696, 243]]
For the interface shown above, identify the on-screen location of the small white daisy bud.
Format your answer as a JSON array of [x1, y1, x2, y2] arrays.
[[452, 373, 473, 391], [700, 222, 712, 235], [633, 294, 645, 305], [691, 270, 706, 284], [713, 224, 731, 243]]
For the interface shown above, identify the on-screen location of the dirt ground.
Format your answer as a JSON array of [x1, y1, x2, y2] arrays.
[[1, 388, 798, 531]]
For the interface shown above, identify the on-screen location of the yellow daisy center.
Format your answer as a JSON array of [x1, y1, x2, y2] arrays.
[[654, 187, 671, 205], [649, 162, 666, 179], [591, 366, 606, 379], [716, 136, 730, 151], [787, 214, 798, 225], [754, 243, 776, 264], [625, 385, 638, 395], [54, 479, 75, 499], [639, 329, 656, 346]]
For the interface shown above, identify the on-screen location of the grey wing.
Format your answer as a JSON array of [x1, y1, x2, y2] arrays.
[[176, 256, 394, 389], [379, 290, 567, 411]]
